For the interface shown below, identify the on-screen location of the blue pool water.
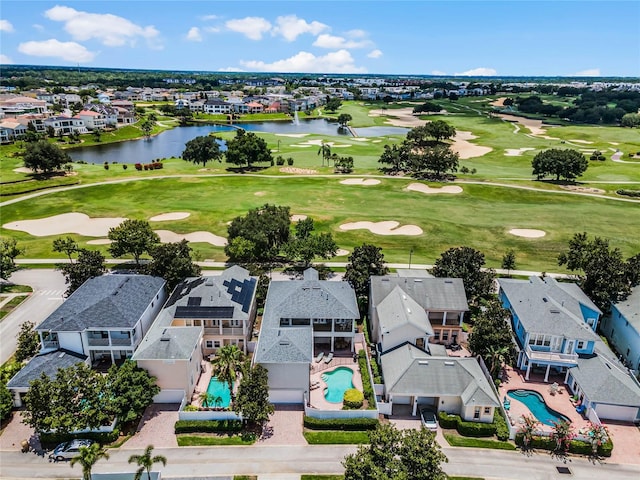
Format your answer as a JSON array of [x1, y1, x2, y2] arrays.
[[206, 376, 231, 408], [322, 367, 354, 403], [507, 389, 570, 426]]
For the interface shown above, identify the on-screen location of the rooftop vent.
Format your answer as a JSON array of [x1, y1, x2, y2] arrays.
[[444, 280, 453, 284], [58, 352, 65, 358], [407, 308, 412, 314], [543, 297, 548, 302], [414, 279, 423, 283], [205, 278, 214, 286], [418, 360, 429, 365], [381, 278, 390, 282], [279, 341, 290, 346], [444, 361, 455, 366], [550, 309, 560, 314]]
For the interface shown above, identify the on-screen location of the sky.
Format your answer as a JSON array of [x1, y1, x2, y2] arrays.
[[1, 1, 638, 77]]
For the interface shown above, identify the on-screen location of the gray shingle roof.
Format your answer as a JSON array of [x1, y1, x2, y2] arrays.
[[7, 350, 87, 389], [370, 276, 469, 312], [380, 343, 499, 407], [254, 268, 358, 364], [377, 285, 433, 336], [612, 285, 640, 333], [37, 275, 165, 332], [498, 276, 600, 341]]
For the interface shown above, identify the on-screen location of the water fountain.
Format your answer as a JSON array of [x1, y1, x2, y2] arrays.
[[293, 110, 300, 125]]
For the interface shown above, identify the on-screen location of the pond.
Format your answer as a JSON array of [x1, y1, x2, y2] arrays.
[[67, 120, 409, 164]]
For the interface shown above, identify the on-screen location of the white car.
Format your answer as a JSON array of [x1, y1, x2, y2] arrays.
[[419, 407, 438, 431], [49, 439, 93, 461]]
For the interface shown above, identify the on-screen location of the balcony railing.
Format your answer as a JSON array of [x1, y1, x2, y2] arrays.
[[110, 337, 132, 346], [42, 340, 59, 350], [221, 327, 245, 336], [87, 338, 109, 346], [526, 346, 578, 365]]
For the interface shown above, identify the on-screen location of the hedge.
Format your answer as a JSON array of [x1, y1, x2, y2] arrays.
[[438, 411, 459, 429], [514, 433, 613, 457], [174, 420, 243, 434], [357, 350, 376, 409], [437, 411, 497, 437], [617, 189, 640, 198], [303, 416, 379, 431], [40, 428, 120, 445], [343, 389, 364, 409], [494, 410, 510, 441]]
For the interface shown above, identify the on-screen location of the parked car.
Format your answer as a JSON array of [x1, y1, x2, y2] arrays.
[[49, 439, 93, 461], [419, 407, 438, 431]]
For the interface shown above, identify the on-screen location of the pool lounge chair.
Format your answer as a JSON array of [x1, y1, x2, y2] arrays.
[[324, 352, 334, 364], [315, 352, 325, 363]]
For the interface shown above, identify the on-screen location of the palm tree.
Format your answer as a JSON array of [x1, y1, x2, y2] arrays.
[[211, 344, 244, 401], [317, 142, 331, 167], [70, 443, 110, 480], [486, 344, 510, 379], [199, 391, 215, 408], [128, 445, 167, 480]]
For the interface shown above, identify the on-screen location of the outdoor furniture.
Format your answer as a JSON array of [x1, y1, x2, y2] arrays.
[[324, 352, 334, 364], [549, 382, 559, 395], [314, 352, 325, 363]]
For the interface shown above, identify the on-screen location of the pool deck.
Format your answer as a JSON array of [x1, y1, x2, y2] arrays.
[[309, 354, 364, 410]]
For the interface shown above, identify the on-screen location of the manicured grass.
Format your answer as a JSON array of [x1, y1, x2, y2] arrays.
[[303, 430, 370, 444], [0, 295, 29, 321], [0, 284, 32, 293], [234, 476, 257, 480], [444, 432, 516, 450], [177, 433, 256, 446]]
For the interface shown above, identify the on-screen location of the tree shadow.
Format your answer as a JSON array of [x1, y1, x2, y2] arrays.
[[225, 166, 269, 174]]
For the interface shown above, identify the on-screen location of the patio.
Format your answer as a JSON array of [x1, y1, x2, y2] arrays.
[[308, 346, 365, 410]]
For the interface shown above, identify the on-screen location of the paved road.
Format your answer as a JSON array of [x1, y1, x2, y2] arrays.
[[0, 270, 66, 364], [1, 445, 640, 479]]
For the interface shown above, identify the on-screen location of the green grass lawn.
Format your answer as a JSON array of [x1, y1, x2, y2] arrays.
[[303, 430, 370, 444], [176, 433, 256, 446], [0, 295, 30, 321], [443, 432, 516, 450], [0, 284, 33, 293]]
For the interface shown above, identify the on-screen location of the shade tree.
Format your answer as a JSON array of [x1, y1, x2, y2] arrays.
[[23, 140, 72, 174], [432, 246, 495, 302], [145, 240, 201, 291], [181, 135, 223, 166], [57, 249, 106, 296], [532, 148, 588, 181], [108, 219, 160, 266], [225, 129, 272, 169], [0, 237, 22, 280]]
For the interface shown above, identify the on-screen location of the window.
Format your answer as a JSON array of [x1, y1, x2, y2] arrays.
[[576, 341, 585, 350], [151, 302, 154, 308], [434, 331, 440, 341], [484, 407, 491, 414], [214, 341, 220, 348], [205, 340, 213, 349], [543, 336, 551, 347], [528, 335, 536, 345], [442, 331, 449, 341], [474, 407, 480, 419]]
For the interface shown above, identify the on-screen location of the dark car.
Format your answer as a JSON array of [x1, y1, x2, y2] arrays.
[[419, 407, 438, 431], [49, 439, 93, 461]]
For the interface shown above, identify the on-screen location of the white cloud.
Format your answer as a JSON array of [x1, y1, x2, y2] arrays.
[[272, 15, 328, 42], [33, 23, 45, 31], [186, 26, 202, 42], [204, 26, 220, 33], [225, 16, 272, 40], [44, 5, 160, 48], [431, 70, 446, 75], [346, 29, 367, 38], [367, 49, 383, 59], [201, 15, 219, 21], [574, 68, 600, 76], [454, 67, 497, 76], [0, 19, 14, 32], [0, 54, 13, 64], [313, 33, 371, 49], [18, 38, 95, 62], [218, 66, 245, 72], [240, 49, 366, 73]]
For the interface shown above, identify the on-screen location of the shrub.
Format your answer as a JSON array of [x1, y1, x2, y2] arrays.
[[183, 405, 198, 412], [343, 389, 364, 409], [104, 164, 109, 170], [514, 433, 612, 457], [122, 164, 128, 170], [437, 411, 497, 437], [460, 166, 470, 174], [174, 420, 243, 434], [153, 162, 163, 169], [40, 428, 120, 446], [494, 410, 510, 441], [357, 350, 376, 408], [438, 411, 459, 429], [276, 156, 285, 166], [134, 163, 142, 171], [143, 165, 149, 170], [287, 157, 294, 165], [303, 416, 378, 431], [617, 189, 640, 198]]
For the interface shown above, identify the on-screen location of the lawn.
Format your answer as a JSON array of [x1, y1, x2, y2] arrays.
[[176, 433, 256, 446], [443, 432, 516, 450], [303, 430, 370, 444], [0, 295, 29, 321]]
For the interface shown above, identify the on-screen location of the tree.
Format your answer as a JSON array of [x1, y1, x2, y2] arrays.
[[0, 237, 22, 280], [105, 360, 160, 424], [378, 143, 411, 174], [0, 382, 12, 422], [140, 119, 154, 138], [586, 422, 610, 457], [468, 299, 513, 377], [70, 443, 110, 480], [108, 219, 160, 266], [334, 155, 354, 173], [58, 249, 106, 296], [558, 232, 637, 311], [199, 391, 215, 408], [532, 148, 588, 181], [211, 344, 244, 401], [15, 321, 40, 363], [550, 420, 575, 456], [518, 415, 540, 451], [146, 240, 201, 291], [620, 113, 640, 128], [337, 113, 352, 127], [345, 244, 389, 300], [424, 119, 456, 142], [52, 236, 78, 262], [175, 107, 193, 125], [23, 140, 71, 173], [413, 101, 441, 114], [432, 246, 495, 302], [325, 97, 342, 113], [501, 249, 516, 277], [92, 128, 102, 142], [409, 144, 459, 178], [182, 135, 223, 166], [128, 445, 167, 480], [317, 142, 331, 167], [233, 364, 274, 427], [283, 218, 338, 266], [343, 423, 447, 480], [225, 129, 273, 168], [226, 204, 291, 262]]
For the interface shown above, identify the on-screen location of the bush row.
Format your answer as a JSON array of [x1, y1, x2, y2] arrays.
[[343, 388, 364, 409], [437, 411, 497, 437], [40, 428, 120, 445], [514, 433, 613, 457], [303, 416, 379, 431], [493, 410, 510, 441], [134, 162, 164, 171], [617, 189, 640, 198], [357, 350, 376, 408], [174, 420, 243, 434]]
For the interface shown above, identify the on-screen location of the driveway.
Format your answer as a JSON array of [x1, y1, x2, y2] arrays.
[[122, 404, 179, 449], [259, 404, 306, 445]]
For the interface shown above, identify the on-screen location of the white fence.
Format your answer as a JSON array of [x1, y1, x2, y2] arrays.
[[178, 409, 243, 421], [153, 389, 185, 404], [304, 404, 379, 420]]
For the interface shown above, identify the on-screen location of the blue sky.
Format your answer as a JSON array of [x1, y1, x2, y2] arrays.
[[1, 1, 638, 76]]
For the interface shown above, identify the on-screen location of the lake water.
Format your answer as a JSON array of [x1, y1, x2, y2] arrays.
[[67, 120, 408, 164]]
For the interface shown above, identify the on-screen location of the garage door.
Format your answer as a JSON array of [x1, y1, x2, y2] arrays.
[[595, 403, 639, 422], [269, 389, 304, 404]]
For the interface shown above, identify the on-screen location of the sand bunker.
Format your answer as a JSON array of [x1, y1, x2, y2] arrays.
[[340, 221, 423, 236], [571, 139, 593, 144], [336, 249, 350, 256], [369, 107, 426, 127], [560, 185, 605, 194], [154, 230, 227, 246], [340, 178, 381, 186], [504, 148, 535, 156], [406, 183, 463, 194], [497, 114, 553, 137], [490, 97, 506, 107], [254, 191, 267, 196], [275, 133, 309, 138], [509, 229, 546, 238], [149, 212, 191, 222], [3, 213, 126, 237], [451, 131, 492, 159], [291, 214, 308, 221], [86, 239, 112, 245], [280, 167, 318, 174]]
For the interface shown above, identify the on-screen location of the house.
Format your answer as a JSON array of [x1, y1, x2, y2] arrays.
[[132, 266, 257, 403], [369, 275, 469, 349], [75, 110, 107, 130], [600, 285, 640, 373], [244, 101, 264, 114], [203, 99, 233, 114], [43, 116, 87, 136], [0, 120, 27, 143], [254, 268, 359, 403], [37, 274, 166, 366], [380, 342, 499, 422], [7, 349, 88, 407], [499, 276, 640, 422]]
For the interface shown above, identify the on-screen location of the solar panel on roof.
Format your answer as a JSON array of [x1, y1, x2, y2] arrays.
[[175, 306, 234, 319], [187, 297, 202, 306]]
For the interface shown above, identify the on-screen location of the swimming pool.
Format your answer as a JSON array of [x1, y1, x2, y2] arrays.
[[507, 389, 570, 426], [206, 376, 231, 408], [322, 367, 354, 403]]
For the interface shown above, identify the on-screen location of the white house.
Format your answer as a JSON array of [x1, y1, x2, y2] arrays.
[[600, 285, 640, 374]]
